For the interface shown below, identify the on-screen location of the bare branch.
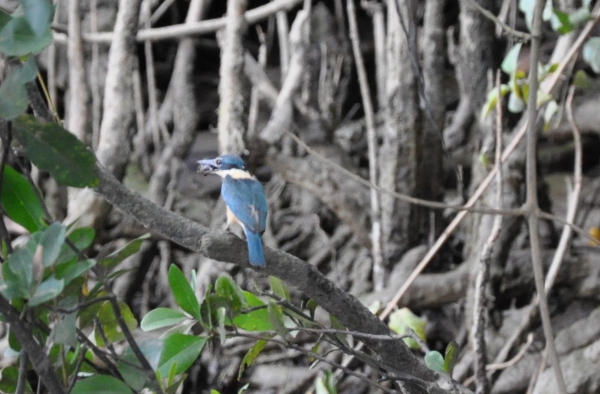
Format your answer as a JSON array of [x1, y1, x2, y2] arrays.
[[464, 0, 531, 39], [347, 0, 384, 290], [545, 86, 582, 293], [524, 0, 566, 390]]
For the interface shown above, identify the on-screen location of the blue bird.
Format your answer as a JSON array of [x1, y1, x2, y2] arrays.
[[198, 154, 268, 267]]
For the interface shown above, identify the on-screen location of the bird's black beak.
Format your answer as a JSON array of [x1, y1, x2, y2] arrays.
[[197, 159, 218, 175]]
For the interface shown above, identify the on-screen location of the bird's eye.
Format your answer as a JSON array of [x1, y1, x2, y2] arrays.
[[216, 159, 222, 165]]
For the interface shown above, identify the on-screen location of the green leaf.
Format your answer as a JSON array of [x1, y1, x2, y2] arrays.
[[543, 99, 559, 132], [480, 84, 510, 120], [238, 384, 250, 394], [95, 301, 137, 346], [55, 258, 95, 284], [71, 375, 133, 394], [168, 264, 201, 321], [306, 299, 317, 319], [98, 233, 150, 270], [158, 333, 207, 377], [55, 227, 95, 265], [0, 59, 37, 120], [425, 351, 445, 374], [508, 92, 525, 113], [21, 0, 53, 38], [501, 43, 523, 75], [573, 69, 591, 88], [238, 339, 268, 380], [329, 314, 349, 348], [118, 352, 148, 392], [0, 366, 34, 393], [233, 292, 273, 332], [50, 296, 78, 347], [12, 115, 99, 188], [268, 300, 288, 340], [583, 37, 600, 73], [1, 238, 35, 299], [537, 89, 553, 108], [141, 308, 187, 331], [316, 370, 338, 394], [551, 9, 575, 33], [29, 276, 64, 306], [269, 276, 291, 301], [40, 223, 66, 267], [215, 275, 244, 314], [0, 10, 12, 31], [443, 340, 460, 376], [0, 16, 52, 57], [388, 308, 427, 350], [1, 165, 46, 232]]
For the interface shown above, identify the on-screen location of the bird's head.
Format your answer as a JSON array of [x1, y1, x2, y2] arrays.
[[198, 154, 248, 178]]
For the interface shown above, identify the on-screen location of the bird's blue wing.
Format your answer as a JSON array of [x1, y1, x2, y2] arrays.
[[221, 176, 267, 234]]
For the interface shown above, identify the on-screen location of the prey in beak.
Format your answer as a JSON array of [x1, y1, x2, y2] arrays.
[[197, 159, 218, 176]]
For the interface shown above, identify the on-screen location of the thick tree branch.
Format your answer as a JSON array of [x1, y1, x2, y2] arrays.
[[92, 163, 442, 388]]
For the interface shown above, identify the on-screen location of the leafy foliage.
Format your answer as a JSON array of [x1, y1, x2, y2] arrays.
[[0, 165, 46, 233], [0, 0, 53, 57], [12, 115, 99, 188], [0, 59, 37, 120], [388, 307, 427, 350]]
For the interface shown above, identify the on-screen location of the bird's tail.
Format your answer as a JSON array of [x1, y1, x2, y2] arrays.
[[245, 230, 265, 267]]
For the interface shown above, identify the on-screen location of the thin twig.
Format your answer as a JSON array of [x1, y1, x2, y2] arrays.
[[75, 327, 122, 379], [486, 333, 534, 371], [16, 351, 28, 394], [150, 0, 177, 24], [67, 346, 88, 393], [107, 295, 165, 394], [347, 0, 384, 291], [524, 0, 566, 391], [234, 332, 399, 393], [545, 86, 581, 292], [276, 10, 290, 80], [464, 0, 531, 40]]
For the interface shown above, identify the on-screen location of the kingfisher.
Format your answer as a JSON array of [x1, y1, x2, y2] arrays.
[[198, 154, 268, 267]]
